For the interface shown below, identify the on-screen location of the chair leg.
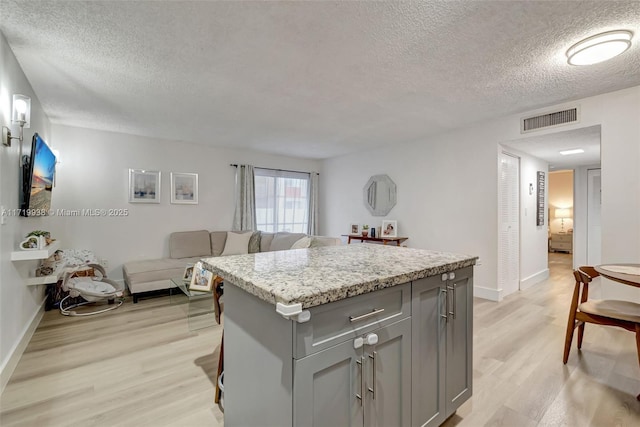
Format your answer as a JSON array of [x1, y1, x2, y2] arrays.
[[215, 333, 224, 404], [577, 322, 585, 349], [635, 325, 640, 401], [563, 285, 581, 364]]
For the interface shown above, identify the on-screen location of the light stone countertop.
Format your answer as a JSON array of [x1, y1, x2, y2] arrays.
[[201, 244, 477, 309]]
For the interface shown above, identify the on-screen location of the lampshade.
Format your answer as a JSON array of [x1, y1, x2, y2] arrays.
[[555, 208, 571, 219]]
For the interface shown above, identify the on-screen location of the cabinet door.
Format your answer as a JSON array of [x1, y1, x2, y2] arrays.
[[411, 275, 446, 427], [294, 339, 364, 427], [445, 267, 473, 417], [365, 317, 412, 427]]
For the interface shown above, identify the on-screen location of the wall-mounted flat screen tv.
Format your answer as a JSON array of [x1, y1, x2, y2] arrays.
[[21, 133, 56, 217]]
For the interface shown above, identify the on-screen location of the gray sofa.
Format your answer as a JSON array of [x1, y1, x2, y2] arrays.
[[123, 230, 340, 303]]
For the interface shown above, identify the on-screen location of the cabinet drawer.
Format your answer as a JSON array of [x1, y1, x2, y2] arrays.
[[293, 283, 411, 358], [551, 242, 572, 251]]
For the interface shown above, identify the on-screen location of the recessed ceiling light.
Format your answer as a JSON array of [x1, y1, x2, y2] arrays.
[[566, 30, 633, 65], [559, 148, 585, 156]]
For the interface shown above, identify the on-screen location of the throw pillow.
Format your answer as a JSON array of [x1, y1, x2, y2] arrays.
[[248, 231, 261, 254], [290, 236, 312, 249], [221, 232, 253, 256]]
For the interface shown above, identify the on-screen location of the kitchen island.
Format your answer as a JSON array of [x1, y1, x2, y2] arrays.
[[202, 244, 477, 427]]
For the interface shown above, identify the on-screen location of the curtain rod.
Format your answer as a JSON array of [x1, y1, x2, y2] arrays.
[[229, 164, 319, 175]]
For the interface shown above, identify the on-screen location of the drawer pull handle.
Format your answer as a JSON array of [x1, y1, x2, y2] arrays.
[[349, 308, 385, 323]]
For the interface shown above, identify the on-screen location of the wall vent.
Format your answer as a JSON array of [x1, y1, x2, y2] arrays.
[[521, 107, 579, 133]]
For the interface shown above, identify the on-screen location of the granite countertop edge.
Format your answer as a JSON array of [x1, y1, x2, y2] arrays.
[[201, 254, 477, 309]]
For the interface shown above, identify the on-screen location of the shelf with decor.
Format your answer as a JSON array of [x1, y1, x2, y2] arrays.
[[11, 240, 63, 286], [11, 240, 61, 261]]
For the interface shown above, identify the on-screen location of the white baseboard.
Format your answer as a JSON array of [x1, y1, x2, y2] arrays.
[[520, 269, 549, 291], [0, 299, 45, 393], [474, 285, 503, 302]]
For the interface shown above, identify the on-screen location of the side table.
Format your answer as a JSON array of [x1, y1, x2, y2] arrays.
[[170, 277, 215, 331]]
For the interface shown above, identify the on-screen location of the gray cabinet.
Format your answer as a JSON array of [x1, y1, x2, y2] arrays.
[[412, 267, 473, 427], [294, 317, 411, 427]]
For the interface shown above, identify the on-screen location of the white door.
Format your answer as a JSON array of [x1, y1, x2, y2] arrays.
[[498, 152, 520, 297], [587, 168, 601, 265]]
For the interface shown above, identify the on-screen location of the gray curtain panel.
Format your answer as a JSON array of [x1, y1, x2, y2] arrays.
[[308, 172, 319, 235], [232, 164, 256, 231]]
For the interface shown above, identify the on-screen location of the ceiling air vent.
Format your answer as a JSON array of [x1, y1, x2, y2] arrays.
[[521, 107, 579, 133]]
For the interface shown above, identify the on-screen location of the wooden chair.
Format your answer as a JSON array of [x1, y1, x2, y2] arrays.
[[213, 277, 224, 405], [563, 266, 640, 400]]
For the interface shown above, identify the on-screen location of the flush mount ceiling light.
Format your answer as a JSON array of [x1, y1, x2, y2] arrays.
[[559, 148, 585, 156], [566, 30, 633, 65]]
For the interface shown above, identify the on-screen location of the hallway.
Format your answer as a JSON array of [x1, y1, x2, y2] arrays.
[[445, 252, 640, 426]]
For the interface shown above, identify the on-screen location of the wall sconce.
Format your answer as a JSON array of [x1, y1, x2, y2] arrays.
[[554, 208, 571, 232], [529, 183, 534, 195], [2, 94, 31, 166]]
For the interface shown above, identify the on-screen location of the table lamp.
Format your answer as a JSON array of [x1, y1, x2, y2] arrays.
[[555, 208, 571, 232]]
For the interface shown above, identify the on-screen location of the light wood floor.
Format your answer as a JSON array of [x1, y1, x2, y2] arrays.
[[1, 253, 638, 426]]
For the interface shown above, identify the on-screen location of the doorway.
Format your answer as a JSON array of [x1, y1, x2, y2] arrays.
[[548, 170, 574, 269]]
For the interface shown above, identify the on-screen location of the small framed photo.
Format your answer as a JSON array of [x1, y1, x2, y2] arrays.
[[129, 169, 161, 203], [189, 261, 214, 292], [182, 263, 195, 282], [350, 224, 360, 235], [381, 220, 397, 238], [171, 172, 198, 204]]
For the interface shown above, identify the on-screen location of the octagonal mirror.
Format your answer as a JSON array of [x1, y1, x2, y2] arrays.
[[363, 174, 397, 216]]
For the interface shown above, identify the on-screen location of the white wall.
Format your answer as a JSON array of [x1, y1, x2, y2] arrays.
[[573, 164, 601, 269], [320, 86, 640, 302], [0, 32, 54, 387], [50, 124, 321, 281], [504, 147, 549, 290]]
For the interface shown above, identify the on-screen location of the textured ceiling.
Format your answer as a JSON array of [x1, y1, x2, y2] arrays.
[[1, 1, 639, 159]]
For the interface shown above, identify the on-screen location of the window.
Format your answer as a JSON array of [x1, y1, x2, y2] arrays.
[[254, 168, 310, 233]]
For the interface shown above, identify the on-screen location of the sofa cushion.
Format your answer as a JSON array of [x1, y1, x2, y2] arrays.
[[260, 232, 275, 252], [124, 256, 202, 285], [221, 231, 253, 256], [210, 231, 228, 257], [310, 236, 343, 247], [270, 232, 308, 251], [169, 230, 212, 259]]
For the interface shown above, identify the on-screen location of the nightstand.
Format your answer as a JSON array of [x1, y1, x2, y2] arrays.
[[550, 233, 572, 253]]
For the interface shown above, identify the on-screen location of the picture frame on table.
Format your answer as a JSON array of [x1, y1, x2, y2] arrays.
[[182, 263, 195, 283], [171, 172, 198, 204], [189, 261, 214, 292], [350, 223, 360, 235], [128, 169, 161, 203], [381, 220, 397, 238]]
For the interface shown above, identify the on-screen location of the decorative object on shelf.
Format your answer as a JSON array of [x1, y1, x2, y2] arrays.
[[27, 230, 53, 247], [370, 226, 376, 238], [170, 172, 198, 204], [381, 220, 397, 238], [536, 171, 545, 226], [128, 169, 161, 203], [363, 174, 397, 216], [20, 236, 40, 250], [350, 224, 359, 235], [361, 224, 369, 237], [189, 261, 215, 292]]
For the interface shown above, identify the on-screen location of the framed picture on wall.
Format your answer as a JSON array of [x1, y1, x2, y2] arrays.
[[381, 220, 397, 238], [171, 172, 198, 204], [128, 169, 161, 203]]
